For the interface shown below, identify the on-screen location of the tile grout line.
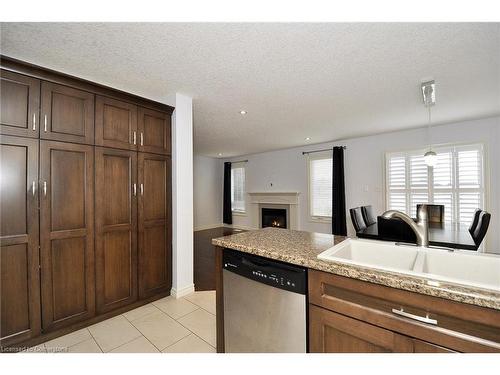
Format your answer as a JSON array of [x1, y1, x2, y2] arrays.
[[86, 327, 105, 353], [174, 313, 216, 349]]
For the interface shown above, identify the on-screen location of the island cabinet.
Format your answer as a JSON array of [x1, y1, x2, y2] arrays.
[[308, 270, 500, 353], [0, 57, 174, 349]]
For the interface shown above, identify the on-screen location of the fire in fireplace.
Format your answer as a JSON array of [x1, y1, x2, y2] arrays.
[[261, 208, 287, 229]]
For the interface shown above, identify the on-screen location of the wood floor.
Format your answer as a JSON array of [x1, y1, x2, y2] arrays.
[[194, 227, 244, 291]]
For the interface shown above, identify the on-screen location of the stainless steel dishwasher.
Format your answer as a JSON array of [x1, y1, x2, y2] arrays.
[[222, 249, 307, 353]]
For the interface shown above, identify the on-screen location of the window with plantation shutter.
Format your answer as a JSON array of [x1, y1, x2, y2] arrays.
[[231, 163, 246, 213], [308, 153, 333, 220], [385, 144, 484, 225]]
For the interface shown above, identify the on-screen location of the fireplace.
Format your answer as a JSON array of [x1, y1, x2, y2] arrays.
[[261, 208, 287, 229]]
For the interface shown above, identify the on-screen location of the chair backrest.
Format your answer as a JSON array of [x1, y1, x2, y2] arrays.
[[468, 209, 482, 234], [471, 210, 491, 248], [361, 205, 376, 226], [350, 207, 367, 232], [417, 204, 444, 223]]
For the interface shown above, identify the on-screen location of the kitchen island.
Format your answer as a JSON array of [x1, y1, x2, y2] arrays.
[[213, 228, 500, 353]]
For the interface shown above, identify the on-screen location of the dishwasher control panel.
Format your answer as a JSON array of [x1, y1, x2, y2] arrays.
[[223, 249, 307, 294]]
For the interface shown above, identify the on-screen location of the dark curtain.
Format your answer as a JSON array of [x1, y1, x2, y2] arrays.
[[223, 162, 232, 224], [332, 147, 347, 236]]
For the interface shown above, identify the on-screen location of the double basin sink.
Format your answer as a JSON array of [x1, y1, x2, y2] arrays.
[[317, 238, 500, 291]]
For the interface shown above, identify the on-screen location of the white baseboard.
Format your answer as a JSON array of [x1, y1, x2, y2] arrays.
[[194, 223, 224, 231], [170, 284, 195, 299], [223, 223, 257, 231]]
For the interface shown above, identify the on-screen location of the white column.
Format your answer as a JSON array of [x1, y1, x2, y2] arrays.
[[171, 93, 194, 298]]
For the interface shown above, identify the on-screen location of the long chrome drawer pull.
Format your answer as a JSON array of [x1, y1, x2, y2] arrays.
[[133, 131, 137, 145], [44, 115, 48, 132], [140, 132, 144, 146], [391, 308, 437, 325], [33, 113, 36, 130], [133, 183, 137, 196], [43, 181, 47, 196], [140, 183, 144, 195], [32, 181, 36, 196]]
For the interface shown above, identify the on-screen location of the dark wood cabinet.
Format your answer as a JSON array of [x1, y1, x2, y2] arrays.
[[0, 136, 41, 346], [95, 96, 138, 151], [308, 269, 500, 353], [138, 153, 172, 298], [95, 147, 138, 313], [0, 70, 40, 138], [39, 140, 95, 331], [138, 107, 171, 155], [41, 82, 95, 145], [1, 57, 173, 349], [309, 305, 411, 353]]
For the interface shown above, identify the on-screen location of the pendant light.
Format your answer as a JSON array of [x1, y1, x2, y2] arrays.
[[421, 80, 437, 167]]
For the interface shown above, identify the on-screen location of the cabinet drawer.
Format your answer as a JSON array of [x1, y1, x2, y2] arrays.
[[308, 269, 500, 352]]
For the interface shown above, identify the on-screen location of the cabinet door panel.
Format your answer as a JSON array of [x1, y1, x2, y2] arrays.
[[309, 305, 413, 353], [138, 153, 171, 299], [95, 147, 137, 313], [40, 141, 95, 331], [95, 96, 137, 151], [0, 136, 40, 346], [138, 107, 171, 155], [41, 82, 94, 144], [0, 70, 40, 138]]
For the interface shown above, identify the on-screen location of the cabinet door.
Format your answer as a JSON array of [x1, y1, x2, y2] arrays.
[[39, 141, 95, 331], [0, 136, 41, 346], [138, 153, 171, 299], [309, 305, 413, 353], [137, 107, 171, 155], [95, 147, 138, 313], [40, 82, 94, 145], [95, 96, 138, 151], [1, 70, 40, 138]]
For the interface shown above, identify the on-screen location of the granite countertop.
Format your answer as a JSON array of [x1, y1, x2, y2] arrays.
[[212, 227, 500, 310]]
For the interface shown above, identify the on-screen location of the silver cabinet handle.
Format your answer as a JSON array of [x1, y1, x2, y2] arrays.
[[133, 131, 137, 145], [140, 183, 144, 196], [43, 181, 47, 196], [32, 113, 36, 131], [133, 183, 137, 196], [32, 181, 36, 196], [140, 132, 143, 146], [44, 115, 48, 132], [391, 308, 437, 325]]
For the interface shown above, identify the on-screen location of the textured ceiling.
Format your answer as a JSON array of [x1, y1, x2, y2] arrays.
[[1, 23, 499, 157]]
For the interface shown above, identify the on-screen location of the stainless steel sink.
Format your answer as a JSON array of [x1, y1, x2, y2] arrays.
[[318, 238, 500, 291]]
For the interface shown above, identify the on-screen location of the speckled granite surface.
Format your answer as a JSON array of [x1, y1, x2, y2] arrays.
[[212, 227, 500, 310]]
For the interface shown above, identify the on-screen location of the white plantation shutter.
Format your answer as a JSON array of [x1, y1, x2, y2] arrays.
[[309, 155, 332, 218], [231, 163, 246, 212], [386, 144, 484, 224], [387, 155, 407, 213]]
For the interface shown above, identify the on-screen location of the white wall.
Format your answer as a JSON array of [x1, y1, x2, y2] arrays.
[[171, 93, 194, 297], [193, 155, 223, 230], [215, 116, 499, 253]]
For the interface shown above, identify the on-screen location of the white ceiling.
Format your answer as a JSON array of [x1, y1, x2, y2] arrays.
[[1, 23, 499, 157]]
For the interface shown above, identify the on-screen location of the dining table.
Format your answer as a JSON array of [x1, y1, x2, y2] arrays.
[[356, 221, 477, 251]]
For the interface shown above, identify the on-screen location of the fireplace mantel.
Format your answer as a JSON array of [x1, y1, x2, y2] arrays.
[[247, 192, 300, 229]]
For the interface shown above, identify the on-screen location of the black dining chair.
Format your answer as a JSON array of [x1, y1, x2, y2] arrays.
[[470, 210, 491, 250], [468, 209, 482, 234], [350, 207, 367, 233], [361, 205, 377, 226]]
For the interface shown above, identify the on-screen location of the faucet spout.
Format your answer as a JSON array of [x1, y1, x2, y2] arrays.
[[381, 205, 429, 247]]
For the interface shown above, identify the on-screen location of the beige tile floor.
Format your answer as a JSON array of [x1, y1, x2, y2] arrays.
[[26, 291, 216, 353]]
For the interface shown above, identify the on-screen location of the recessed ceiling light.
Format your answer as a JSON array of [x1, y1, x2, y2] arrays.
[[218, 153, 223, 156], [239, 110, 247, 115], [305, 137, 311, 141]]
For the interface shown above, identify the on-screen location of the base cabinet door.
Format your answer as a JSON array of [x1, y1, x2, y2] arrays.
[[95, 147, 138, 313], [138, 153, 171, 299], [137, 107, 171, 155], [0, 136, 41, 346], [39, 141, 95, 331], [40, 82, 95, 145], [309, 305, 415, 353]]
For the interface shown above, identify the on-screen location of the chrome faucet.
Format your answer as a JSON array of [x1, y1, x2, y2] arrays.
[[381, 205, 429, 247]]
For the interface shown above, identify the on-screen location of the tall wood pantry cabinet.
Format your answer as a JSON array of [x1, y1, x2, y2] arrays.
[[0, 56, 174, 349]]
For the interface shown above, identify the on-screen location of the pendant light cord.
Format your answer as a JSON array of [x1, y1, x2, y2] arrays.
[[428, 105, 432, 152]]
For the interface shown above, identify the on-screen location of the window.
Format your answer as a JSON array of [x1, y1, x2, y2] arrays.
[[386, 143, 485, 224], [231, 163, 246, 213], [308, 153, 332, 220]]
